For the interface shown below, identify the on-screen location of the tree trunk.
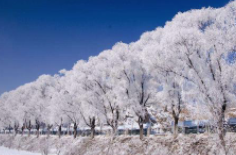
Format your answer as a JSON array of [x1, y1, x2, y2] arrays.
[[27, 120, 32, 137], [21, 129, 24, 136], [36, 129, 40, 138], [28, 129, 31, 136], [47, 125, 52, 138], [8, 125, 11, 134], [35, 120, 40, 138], [58, 125, 62, 138], [217, 105, 227, 154], [91, 127, 95, 139], [14, 128, 18, 136], [139, 124, 144, 140], [147, 126, 151, 137], [218, 122, 226, 154], [14, 129, 17, 136], [112, 127, 117, 138], [36, 123, 40, 138], [173, 116, 179, 137], [73, 123, 77, 139], [21, 125, 25, 136], [138, 116, 145, 140], [47, 128, 50, 137], [73, 129, 77, 138], [90, 117, 96, 139], [67, 126, 70, 135]]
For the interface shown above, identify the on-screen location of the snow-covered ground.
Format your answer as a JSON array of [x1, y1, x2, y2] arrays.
[[0, 134, 236, 155], [0, 146, 40, 155]]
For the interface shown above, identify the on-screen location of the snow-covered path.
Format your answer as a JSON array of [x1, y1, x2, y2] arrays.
[[0, 146, 41, 155]]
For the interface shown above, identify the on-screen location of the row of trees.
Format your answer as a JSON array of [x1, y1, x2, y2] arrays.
[[0, 0, 236, 152]]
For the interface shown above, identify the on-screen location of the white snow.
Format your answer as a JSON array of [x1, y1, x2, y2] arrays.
[[0, 146, 41, 155]]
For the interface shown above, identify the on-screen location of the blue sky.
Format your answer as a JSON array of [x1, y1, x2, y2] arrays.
[[0, 0, 229, 94]]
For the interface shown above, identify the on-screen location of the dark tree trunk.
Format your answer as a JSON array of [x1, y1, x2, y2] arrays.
[[173, 116, 179, 136], [217, 104, 227, 153], [90, 117, 96, 139], [91, 127, 95, 139], [58, 125, 62, 138], [35, 120, 40, 138], [21, 128, 24, 136], [138, 116, 144, 140], [14, 124, 19, 136], [14, 128, 18, 135], [36, 123, 40, 138], [73, 123, 77, 139], [36, 128, 40, 138], [27, 121, 32, 136], [47, 125, 52, 137], [21, 123, 25, 136], [139, 124, 144, 140], [8, 125, 11, 134]]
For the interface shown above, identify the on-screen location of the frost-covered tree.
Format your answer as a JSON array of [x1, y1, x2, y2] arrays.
[[31, 75, 59, 137], [112, 43, 159, 139], [56, 76, 81, 138], [85, 52, 125, 138], [159, 78, 186, 136], [7, 85, 34, 136], [51, 90, 67, 138], [57, 61, 92, 139], [0, 92, 14, 134], [148, 2, 236, 150], [76, 69, 104, 139]]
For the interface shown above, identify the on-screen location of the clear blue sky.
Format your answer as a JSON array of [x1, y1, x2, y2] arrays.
[[0, 0, 229, 95]]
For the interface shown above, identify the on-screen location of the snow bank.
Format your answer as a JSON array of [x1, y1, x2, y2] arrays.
[[0, 134, 236, 155]]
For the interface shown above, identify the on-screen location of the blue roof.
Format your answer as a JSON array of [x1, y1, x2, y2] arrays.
[[228, 118, 236, 124], [183, 121, 196, 127], [176, 120, 207, 127]]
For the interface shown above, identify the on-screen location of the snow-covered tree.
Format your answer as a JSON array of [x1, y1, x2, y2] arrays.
[[149, 2, 236, 150], [111, 43, 159, 139], [85, 51, 125, 137]]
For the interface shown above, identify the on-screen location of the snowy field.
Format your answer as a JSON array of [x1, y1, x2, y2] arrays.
[[0, 146, 40, 155], [0, 134, 236, 155]]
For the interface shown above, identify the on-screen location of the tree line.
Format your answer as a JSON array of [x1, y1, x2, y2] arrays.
[[0, 1, 236, 154]]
